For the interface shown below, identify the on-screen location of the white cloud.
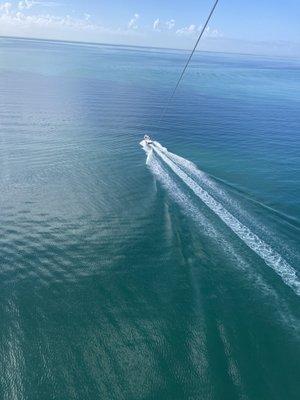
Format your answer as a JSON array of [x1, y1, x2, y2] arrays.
[[210, 28, 222, 38], [166, 19, 175, 30], [202, 26, 223, 38], [153, 18, 176, 32], [0, 5, 144, 44], [0, 9, 99, 32], [176, 24, 196, 36], [128, 13, 139, 30], [17, 1, 65, 11], [0, 2, 12, 14], [18, 0, 35, 10], [153, 18, 160, 31], [176, 24, 223, 38], [0, 5, 224, 50]]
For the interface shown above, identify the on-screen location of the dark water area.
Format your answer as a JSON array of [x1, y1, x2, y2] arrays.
[[0, 37, 299, 399]]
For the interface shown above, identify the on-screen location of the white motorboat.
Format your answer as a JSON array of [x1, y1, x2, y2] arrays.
[[143, 135, 153, 146]]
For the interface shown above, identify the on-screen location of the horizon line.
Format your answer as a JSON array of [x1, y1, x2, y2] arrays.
[[1, 34, 299, 61]]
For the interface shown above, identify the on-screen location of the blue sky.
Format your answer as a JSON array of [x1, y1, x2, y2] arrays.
[[0, 0, 300, 56]]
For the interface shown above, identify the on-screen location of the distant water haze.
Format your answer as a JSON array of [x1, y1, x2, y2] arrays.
[[0, 37, 299, 400]]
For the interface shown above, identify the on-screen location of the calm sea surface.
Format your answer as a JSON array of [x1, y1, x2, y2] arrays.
[[0, 37, 300, 400]]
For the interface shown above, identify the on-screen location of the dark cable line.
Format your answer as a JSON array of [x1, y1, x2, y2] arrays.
[[158, 0, 219, 125]]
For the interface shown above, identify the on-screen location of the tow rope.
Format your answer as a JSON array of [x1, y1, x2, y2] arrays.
[[158, 0, 219, 124]]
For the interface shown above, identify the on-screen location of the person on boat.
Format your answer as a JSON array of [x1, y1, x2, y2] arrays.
[[143, 134, 153, 145]]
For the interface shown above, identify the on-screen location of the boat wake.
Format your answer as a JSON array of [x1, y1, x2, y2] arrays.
[[141, 141, 300, 296]]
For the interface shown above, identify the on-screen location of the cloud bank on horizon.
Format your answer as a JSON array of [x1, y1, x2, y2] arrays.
[[0, 0, 299, 57]]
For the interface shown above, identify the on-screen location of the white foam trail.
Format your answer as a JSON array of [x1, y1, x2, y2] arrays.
[[143, 145, 260, 273], [153, 143, 300, 296], [146, 148, 153, 165], [155, 141, 251, 214], [155, 141, 298, 265], [142, 143, 232, 244], [155, 141, 229, 197], [143, 146, 214, 238]]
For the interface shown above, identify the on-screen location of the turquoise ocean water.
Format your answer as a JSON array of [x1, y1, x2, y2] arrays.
[[0, 37, 299, 399]]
